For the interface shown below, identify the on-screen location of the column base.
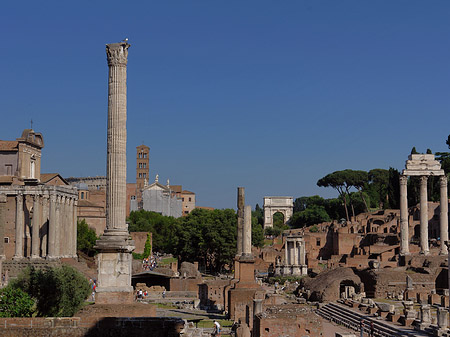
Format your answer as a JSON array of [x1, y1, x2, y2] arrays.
[[12, 255, 24, 261], [419, 250, 430, 255], [30, 255, 41, 259], [95, 289, 134, 304]]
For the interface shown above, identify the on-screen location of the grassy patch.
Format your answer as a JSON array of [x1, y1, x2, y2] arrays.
[[160, 257, 178, 265], [154, 302, 177, 309], [196, 319, 233, 328]]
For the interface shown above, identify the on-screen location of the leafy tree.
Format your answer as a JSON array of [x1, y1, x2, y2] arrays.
[[318, 172, 350, 221], [11, 265, 90, 317], [386, 168, 400, 209], [253, 204, 264, 226], [290, 205, 331, 229], [411, 147, 418, 154], [252, 221, 264, 248], [128, 210, 180, 253], [77, 219, 98, 256], [368, 169, 389, 208], [272, 212, 285, 227], [0, 287, 35, 317], [175, 208, 236, 273], [426, 148, 432, 154]]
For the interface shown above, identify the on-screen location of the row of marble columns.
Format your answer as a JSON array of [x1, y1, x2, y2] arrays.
[[14, 193, 77, 259], [400, 175, 448, 255], [277, 236, 307, 276]]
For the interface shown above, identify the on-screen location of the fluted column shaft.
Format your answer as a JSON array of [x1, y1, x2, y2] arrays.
[[31, 195, 40, 258], [284, 240, 289, 264], [440, 176, 448, 255], [400, 175, 409, 255], [73, 200, 78, 257], [243, 205, 252, 256], [293, 241, 298, 265], [14, 194, 24, 258], [420, 176, 429, 255], [41, 196, 48, 256], [105, 42, 130, 235], [48, 194, 56, 258], [300, 240, 306, 265], [55, 196, 61, 257]]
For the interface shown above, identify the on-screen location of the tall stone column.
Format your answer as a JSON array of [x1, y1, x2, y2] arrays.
[[399, 175, 409, 255], [420, 176, 429, 255], [95, 41, 134, 304], [47, 193, 56, 259], [14, 193, 24, 259], [72, 199, 78, 257], [55, 195, 61, 258], [237, 188, 245, 256], [0, 194, 7, 260], [293, 241, 298, 265], [31, 194, 40, 258], [41, 196, 48, 257], [284, 240, 289, 264], [243, 205, 252, 256], [440, 176, 448, 255]]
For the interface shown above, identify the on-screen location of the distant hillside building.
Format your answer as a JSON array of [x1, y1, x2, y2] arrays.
[[139, 175, 182, 218]]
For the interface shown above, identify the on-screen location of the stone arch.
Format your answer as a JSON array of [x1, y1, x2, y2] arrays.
[[263, 197, 293, 229]]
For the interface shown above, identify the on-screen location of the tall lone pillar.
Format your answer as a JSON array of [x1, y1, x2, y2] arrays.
[[420, 176, 429, 255], [235, 187, 245, 279], [95, 41, 135, 304], [14, 193, 24, 259], [399, 175, 409, 255], [439, 176, 448, 255], [243, 205, 252, 256], [31, 194, 40, 258]]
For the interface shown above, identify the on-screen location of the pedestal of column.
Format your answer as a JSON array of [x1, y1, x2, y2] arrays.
[[399, 175, 410, 255], [419, 176, 429, 255], [439, 176, 448, 255]]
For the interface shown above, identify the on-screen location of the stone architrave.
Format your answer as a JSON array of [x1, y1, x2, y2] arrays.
[[95, 41, 135, 304]]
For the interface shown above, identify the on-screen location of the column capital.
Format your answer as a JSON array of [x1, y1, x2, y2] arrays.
[[106, 42, 130, 67], [440, 175, 448, 186], [400, 175, 408, 185], [420, 175, 428, 184]]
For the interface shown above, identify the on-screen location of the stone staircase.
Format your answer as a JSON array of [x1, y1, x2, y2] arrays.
[[316, 302, 431, 337]]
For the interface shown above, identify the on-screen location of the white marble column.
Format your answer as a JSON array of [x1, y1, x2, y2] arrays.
[[31, 194, 40, 258], [72, 199, 78, 257], [243, 205, 252, 256], [420, 176, 429, 255], [284, 240, 289, 264], [440, 176, 448, 255], [47, 194, 56, 259], [293, 241, 298, 265], [104, 42, 130, 237], [300, 240, 306, 265], [41, 196, 48, 257], [14, 193, 24, 259], [55, 195, 61, 257], [399, 175, 409, 255]]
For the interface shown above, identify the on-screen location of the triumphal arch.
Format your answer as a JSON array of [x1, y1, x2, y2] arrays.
[[263, 196, 293, 228]]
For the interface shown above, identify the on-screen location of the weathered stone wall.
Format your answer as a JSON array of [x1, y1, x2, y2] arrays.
[[0, 317, 182, 337], [253, 305, 323, 337]]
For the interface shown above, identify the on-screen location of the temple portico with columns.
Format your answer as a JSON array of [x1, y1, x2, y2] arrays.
[[400, 154, 448, 256], [0, 185, 77, 260], [275, 233, 307, 276]]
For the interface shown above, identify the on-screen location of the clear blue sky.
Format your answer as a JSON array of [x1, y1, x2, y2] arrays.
[[1, 1, 450, 209]]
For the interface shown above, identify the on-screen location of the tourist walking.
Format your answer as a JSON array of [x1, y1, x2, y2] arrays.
[[360, 319, 365, 337], [370, 321, 374, 337], [212, 320, 221, 336]]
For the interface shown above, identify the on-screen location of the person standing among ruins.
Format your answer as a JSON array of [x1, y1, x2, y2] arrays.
[[370, 321, 374, 337], [213, 320, 221, 336], [360, 319, 365, 337]]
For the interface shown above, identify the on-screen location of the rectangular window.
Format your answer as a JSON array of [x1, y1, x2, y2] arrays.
[[182, 198, 184, 202], [143, 153, 147, 158], [143, 163, 146, 168], [139, 153, 142, 158], [4, 237, 9, 244], [143, 173, 146, 178], [139, 173, 142, 178], [5, 165, 12, 175], [316, 239, 321, 246], [189, 197, 192, 202]]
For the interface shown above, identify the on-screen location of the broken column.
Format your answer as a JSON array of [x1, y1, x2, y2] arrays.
[[243, 205, 252, 256], [235, 187, 245, 279], [95, 41, 135, 304], [437, 307, 448, 331], [418, 304, 431, 330]]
